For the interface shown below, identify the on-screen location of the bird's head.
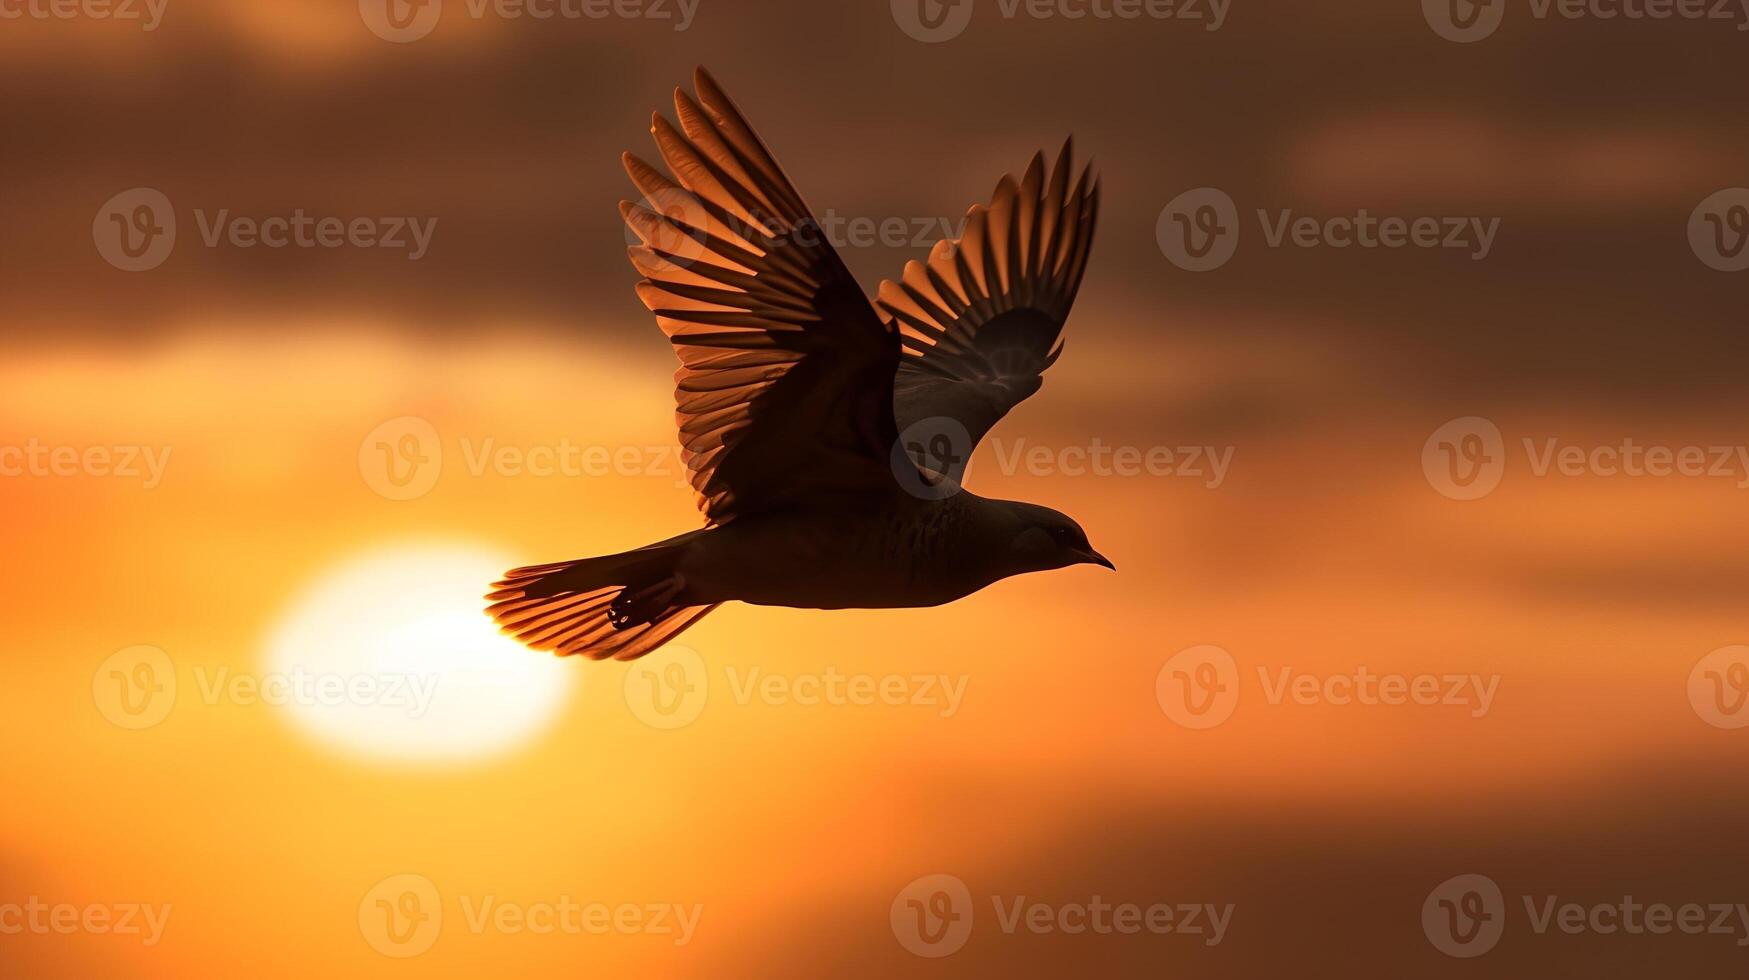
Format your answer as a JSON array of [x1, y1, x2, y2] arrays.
[[995, 500, 1114, 575]]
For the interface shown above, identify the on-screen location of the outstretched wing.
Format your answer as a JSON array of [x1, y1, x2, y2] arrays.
[[623, 68, 903, 525], [878, 141, 1099, 461]]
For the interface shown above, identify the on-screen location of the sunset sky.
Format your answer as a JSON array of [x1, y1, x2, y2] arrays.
[[4, 1, 1749, 976]]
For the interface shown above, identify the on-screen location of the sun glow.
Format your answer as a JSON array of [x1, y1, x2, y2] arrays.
[[262, 541, 577, 765]]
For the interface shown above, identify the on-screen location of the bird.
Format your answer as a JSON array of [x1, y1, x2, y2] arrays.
[[486, 67, 1108, 662]]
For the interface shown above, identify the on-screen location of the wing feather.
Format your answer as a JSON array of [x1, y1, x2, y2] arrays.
[[881, 140, 1100, 459], [623, 68, 903, 524]]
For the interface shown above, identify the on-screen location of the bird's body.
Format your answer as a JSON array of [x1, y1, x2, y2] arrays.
[[670, 490, 1078, 610], [487, 67, 1110, 662]]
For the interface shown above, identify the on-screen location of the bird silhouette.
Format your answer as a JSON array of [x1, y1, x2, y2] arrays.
[[487, 67, 1107, 661]]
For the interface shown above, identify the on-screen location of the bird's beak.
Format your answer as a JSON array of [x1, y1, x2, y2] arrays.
[[1081, 548, 1116, 571]]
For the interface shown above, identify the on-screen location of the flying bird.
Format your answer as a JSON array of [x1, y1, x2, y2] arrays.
[[487, 67, 1107, 661]]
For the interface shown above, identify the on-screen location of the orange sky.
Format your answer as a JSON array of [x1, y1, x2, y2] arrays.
[[5, 0, 1749, 975], [6, 322, 1749, 977]]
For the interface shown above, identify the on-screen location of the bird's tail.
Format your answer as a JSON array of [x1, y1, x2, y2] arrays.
[[485, 531, 718, 661]]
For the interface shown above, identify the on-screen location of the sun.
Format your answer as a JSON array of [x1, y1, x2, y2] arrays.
[[263, 541, 578, 765]]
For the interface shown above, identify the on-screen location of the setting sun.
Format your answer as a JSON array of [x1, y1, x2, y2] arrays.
[[262, 542, 578, 765]]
